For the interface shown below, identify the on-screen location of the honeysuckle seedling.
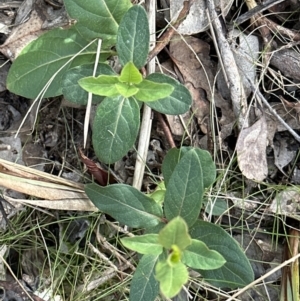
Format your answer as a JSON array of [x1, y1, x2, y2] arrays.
[[121, 216, 226, 298], [85, 147, 255, 300], [7, 1, 192, 164], [76, 5, 189, 163]]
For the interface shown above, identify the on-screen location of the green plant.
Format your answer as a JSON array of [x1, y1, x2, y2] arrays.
[[85, 147, 254, 300], [7, 2, 191, 164]]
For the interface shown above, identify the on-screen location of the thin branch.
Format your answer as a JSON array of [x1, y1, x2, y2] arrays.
[[206, 1, 248, 130], [147, 0, 193, 63], [156, 112, 176, 148], [132, 1, 156, 190]]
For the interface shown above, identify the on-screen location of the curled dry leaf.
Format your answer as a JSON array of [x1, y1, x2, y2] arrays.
[[236, 115, 268, 181], [79, 148, 116, 186]]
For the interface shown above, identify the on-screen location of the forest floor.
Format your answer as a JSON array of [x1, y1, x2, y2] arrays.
[[0, 0, 300, 300]]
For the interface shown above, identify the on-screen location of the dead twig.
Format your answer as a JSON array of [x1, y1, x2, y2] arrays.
[[147, 0, 194, 63], [156, 112, 176, 148], [206, 1, 248, 130], [235, 0, 285, 25]]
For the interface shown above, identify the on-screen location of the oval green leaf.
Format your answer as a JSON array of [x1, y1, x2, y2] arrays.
[[155, 260, 188, 299], [145, 73, 192, 114], [62, 63, 116, 105], [7, 27, 103, 98], [162, 147, 192, 187], [130, 254, 160, 301], [116, 5, 149, 68], [64, 0, 132, 40], [135, 80, 174, 102], [158, 217, 191, 251], [79, 75, 120, 97], [119, 61, 142, 84], [85, 183, 163, 228], [194, 148, 216, 189], [121, 234, 162, 255], [190, 220, 254, 288], [182, 239, 226, 270], [203, 198, 228, 216], [162, 147, 215, 189], [164, 149, 204, 227], [92, 96, 140, 163]]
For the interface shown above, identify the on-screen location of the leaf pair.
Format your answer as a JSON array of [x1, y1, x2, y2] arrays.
[[121, 217, 225, 298], [78, 61, 174, 101]]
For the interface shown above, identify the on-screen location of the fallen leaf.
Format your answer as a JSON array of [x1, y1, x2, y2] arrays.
[[236, 115, 268, 181], [274, 134, 297, 175], [170, 0, 233, 34], [269, 187, 300, 220]]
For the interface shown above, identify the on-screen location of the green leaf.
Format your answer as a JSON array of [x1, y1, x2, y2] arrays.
[[162, 147, 192, 187], [182, 239, 226, 270], [190, 220, 254, 288], [85, 183, 163, 228], [78, 75, 120, 97], [194, 148, 216, 189], [130, 254, 160, 301], [168, 245, 182, 264], [7, 27, 104, 98], [64, 0, 132, 41], [135, 80, 174, 102], [117, 5, 149, 68], [162, 147, 216, 189], [155, 260, 188, 299], [158, 217, 191, 251], [115, 82, 139, 97], [145, 73, 192, 114], [121, 234, 162, 255], [119, 61, 142, 84], [148, 181, 166, 205], [203, 198, 228, 216], [164, 149, 204, 227], [62, 63, 116, 105], [92, 96, 139, 163]]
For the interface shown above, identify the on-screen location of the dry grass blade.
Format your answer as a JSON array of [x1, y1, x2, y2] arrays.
[[0, 158, 97, 211]]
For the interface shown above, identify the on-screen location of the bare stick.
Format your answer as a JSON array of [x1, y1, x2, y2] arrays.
[[132, 1, 156, 190], [156, 112, 176, 148], [84, 39, 102, 148], [206, 2, 248, 130], [147, 0, 193, 63]]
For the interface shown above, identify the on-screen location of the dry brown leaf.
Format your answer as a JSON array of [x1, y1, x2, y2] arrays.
[[0, 0, 69, 60], [0, 9, 45, 60], [274, 135, 296, 175], [169, 35, 234, 138], [236, 115, 268, 181], [280, 95, 300, 115], [269, 187, 300, 220]]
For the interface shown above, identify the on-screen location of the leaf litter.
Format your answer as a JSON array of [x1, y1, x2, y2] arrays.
[[0, 0, 300, 300]]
